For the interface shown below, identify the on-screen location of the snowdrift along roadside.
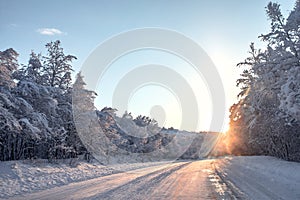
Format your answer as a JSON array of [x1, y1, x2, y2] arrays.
[[0, 159, 167, 199]]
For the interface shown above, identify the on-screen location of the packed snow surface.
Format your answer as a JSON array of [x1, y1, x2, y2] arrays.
[[0, 159, 167, 199], [215, 156, 300, 199], [1, 156, 300, 199]]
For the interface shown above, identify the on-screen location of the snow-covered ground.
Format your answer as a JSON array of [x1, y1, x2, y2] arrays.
[[0, 158, 168, 199], [1, 156, 300, 199], [215, 156, 300, 199]]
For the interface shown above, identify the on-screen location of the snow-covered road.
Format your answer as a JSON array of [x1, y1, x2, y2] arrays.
[[7, 156, 300, 200], [215, 156, 300, 200], [10, 160, 234, 200]]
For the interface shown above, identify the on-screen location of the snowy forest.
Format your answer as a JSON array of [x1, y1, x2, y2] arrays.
[[0, 41, 193, 161], [0, 41, 86, 161], [0, 1, 300, 162], [217, 2, 300, 162]]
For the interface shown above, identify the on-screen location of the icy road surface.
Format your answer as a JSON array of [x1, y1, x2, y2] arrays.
[[8, 156, 300, 200]]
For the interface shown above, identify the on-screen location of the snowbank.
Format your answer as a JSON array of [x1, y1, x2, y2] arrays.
[[0, 159, 167, 199], [216, 156, 300, 199]]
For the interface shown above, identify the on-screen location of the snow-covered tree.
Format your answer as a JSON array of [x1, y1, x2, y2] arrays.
[[133, 115, 153, 127], [43, 40, 77, 90], [227, 1, 300, 161], [260, 1, 300, 122], [0, 48, 18, 88], [0, 43, 85, 161], [122, 110, 133, 120], [73, 72, 97, 112], [14, 52, 44, 84]]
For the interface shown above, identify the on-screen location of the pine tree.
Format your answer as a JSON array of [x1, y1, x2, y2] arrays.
[[227, 1, 300, 161], [14, 51, 44, 84], [43, 40, 77, 90], [0, 48, 18, 88]]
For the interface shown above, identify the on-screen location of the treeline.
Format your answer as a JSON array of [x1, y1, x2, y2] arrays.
[[0, 41, 87, 161], [0, 44, 182, 162], [221, 1, 300, 161]]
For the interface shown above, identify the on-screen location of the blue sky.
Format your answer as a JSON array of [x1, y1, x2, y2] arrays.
[[0, 0, 296, 132]]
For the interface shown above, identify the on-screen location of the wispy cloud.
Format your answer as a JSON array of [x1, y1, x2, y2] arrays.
[[37, 28, 65, 36], [10, 23, 18, 27]]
